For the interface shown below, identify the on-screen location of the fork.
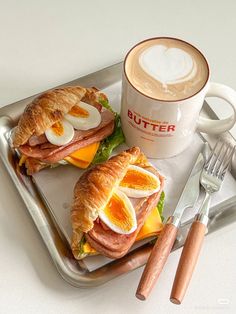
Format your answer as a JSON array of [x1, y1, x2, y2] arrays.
[[170, 140, 235, 305]]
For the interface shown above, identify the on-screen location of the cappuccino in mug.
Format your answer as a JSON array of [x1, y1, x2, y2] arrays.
[[121, 37, 236, 158], [125, 38, 208, 101]]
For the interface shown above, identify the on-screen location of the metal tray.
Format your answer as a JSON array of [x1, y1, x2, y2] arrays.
[[0, 62, 236, 287]]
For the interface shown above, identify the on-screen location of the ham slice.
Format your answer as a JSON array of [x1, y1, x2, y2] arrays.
[[19, 109, 114, 162], [85, 171, 164, 259], [40, 122, 114, 163], [25, 158, 49, 175], [28, 134, 48, 147], [27, 102, 103, 147], [22, 121, 114, 174]]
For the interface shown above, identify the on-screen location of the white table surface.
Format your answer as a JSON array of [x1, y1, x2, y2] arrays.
[[0, 1, 236, 313]]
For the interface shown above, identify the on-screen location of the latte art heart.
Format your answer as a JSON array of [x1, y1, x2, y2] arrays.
[[125, 38, 208, 101], [139, 45, 197, 86]]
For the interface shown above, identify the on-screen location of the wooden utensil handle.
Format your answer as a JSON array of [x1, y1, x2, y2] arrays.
[[170, 221, 207, 305], [136, 222, 178, 300]]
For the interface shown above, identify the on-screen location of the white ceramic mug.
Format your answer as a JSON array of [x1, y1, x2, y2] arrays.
[[121, 38, 236, 158]]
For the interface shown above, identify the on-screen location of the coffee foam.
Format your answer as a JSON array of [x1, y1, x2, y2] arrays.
[[125, 38, 209, 101]]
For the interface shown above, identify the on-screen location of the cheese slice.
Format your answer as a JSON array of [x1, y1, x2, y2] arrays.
[[19, 155, 28, 166], [83, 242, 97, 254], [64, 156, 90, 169], [68, 142, 100, 162], [64, 142, 100, 169], [135, 207, 163, 241], [81, 207, 163, 254]]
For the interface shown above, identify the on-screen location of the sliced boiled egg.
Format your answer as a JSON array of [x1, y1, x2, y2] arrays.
[[45, 119, 74, 146], [64, 101, 101, 130], [99, 189, 137, 235], [119, 165, 160, 198]]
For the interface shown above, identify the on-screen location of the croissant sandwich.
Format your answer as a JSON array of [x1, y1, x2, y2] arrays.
[[12, 86, 124, 174], [71, 147, 165, 260]]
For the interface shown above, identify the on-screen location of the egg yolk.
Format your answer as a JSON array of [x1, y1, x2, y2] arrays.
[[120, 169, 158, 190], [104, 194, 134, 232], [51, 122, 64, 136], [68, 105, 89, 118]]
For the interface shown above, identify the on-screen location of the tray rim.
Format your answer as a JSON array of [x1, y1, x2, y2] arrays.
[[0, 62, 236, 288]]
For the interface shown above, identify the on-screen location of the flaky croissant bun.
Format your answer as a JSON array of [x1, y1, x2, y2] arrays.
[[12, 86, 108, 147], [71, 147, 141, 237]]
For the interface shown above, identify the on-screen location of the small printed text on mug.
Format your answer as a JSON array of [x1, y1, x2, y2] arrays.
[[127, 109, 175, 138]]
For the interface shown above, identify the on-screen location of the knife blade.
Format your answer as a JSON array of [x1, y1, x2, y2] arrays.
[[136, 143, 207, 301], [170, 142, 207, 227]]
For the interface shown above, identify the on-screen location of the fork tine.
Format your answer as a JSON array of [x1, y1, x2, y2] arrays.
[[205, 140, 220, 171], [214, 142, 227, 175], [217, 145, 235, 180], [211, 142, 225, 175]]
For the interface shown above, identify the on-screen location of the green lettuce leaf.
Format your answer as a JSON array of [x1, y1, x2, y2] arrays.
[[79, 235, 86, 255], [99, 98, 114, 112], [92, 99, 125, 164], [157, 191, 165, 222], [148, 191, 165, 245]]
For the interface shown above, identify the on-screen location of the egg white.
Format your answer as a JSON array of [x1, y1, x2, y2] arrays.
[[99, 189, 137, 235], [45, 119, 74, 146], [118, 165, 160, 198], [64, 101, 101, 130]]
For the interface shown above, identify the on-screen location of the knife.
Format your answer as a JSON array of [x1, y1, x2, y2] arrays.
[[136, 143, 207, 301]]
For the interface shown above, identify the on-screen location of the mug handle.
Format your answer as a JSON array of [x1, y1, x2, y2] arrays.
[[197, 82, 236, 134]]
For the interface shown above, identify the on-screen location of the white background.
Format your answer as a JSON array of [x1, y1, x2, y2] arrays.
[[0, 1, 236, 313]]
